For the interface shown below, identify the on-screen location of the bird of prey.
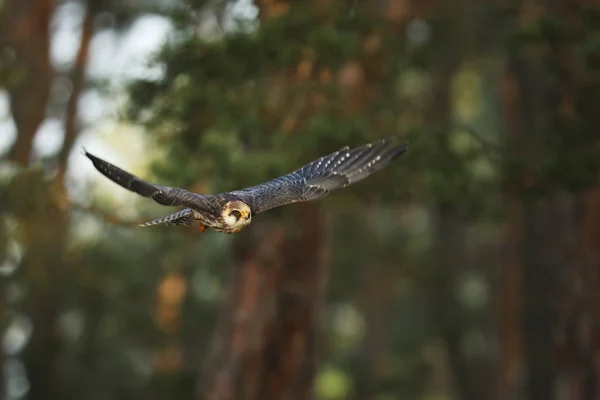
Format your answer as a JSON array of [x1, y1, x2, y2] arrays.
[[83, 138, 408, 234]]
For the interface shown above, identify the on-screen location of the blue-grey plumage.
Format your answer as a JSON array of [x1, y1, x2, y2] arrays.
[[232, 137, 408, 214], [138, 208, 196, 227], [83, 138, 408, 234]]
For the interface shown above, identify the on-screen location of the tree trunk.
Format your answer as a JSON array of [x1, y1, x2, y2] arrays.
[[3, 1, 96, 398], [497, 69, 525, 400], [3, 0, 54, 166], [56, 0, 97, 182], [573, 189, 600, 400], [505, 19, 563, 400], [199, 203, 330, 400]]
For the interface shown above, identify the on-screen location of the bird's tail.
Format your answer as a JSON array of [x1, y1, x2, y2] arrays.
[[139, 208, 196, 227]]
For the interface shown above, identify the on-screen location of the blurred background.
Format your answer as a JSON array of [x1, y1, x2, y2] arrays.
[[1, 0, 600, 399]]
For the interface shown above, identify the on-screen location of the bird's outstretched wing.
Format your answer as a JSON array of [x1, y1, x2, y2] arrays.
[[83, 150, 208, 209], [139, 208, 196, 227], [232, 138, 408, 214]]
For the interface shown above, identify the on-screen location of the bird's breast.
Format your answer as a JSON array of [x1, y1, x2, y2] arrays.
[[191, 210, 248, 234]]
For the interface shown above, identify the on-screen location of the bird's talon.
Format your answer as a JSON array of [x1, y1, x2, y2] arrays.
[[199, 225, 206, 232]]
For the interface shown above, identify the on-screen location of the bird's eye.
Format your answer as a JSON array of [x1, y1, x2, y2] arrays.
[[231, 210, 242, 218]]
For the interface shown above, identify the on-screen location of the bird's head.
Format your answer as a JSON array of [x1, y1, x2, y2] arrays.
[[222, 200, 252, 232]]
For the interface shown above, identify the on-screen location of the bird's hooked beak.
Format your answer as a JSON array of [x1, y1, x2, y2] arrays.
[[242, 210, 251, 220]]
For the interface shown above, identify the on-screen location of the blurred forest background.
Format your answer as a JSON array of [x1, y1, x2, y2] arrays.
[[1, 0, 600, 399]]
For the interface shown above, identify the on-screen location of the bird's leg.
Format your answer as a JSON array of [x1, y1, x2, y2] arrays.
[[199, 224, 206, 233]]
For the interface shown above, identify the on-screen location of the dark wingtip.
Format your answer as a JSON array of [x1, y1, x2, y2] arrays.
[[382, 137, 409, 153], [393, 138, 409, 153], [399, 140, 409, 152], [82, 148, 102, 165], [81, 147, 96, 161], [377, 137, 408, 163]]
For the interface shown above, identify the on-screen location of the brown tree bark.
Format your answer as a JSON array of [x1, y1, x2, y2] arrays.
[[3, 0, 54, 166], [56, 0, 97, 183], [554, 189, 600, 400], [501, 0, 596, 398], [3, 1, 96, 398], [503, 11, 563, 400], [1, 0, 55, 398], [503, 50, 560, 400], [199, 203, 331, 400], [573, 189, 600, 400], [497, 70, 525, 400]]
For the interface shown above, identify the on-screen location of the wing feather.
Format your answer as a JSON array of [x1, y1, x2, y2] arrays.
[[139, 208, 196, 227], [84, 138, 407, 220], [83, 150, 212, 211], [233, 138, 408, 214]]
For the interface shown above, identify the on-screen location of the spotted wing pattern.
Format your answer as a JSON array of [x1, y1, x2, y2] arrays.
[[139, 208, 196, 227], [233, 138, 408, 214], [83, 150, 217, 214]]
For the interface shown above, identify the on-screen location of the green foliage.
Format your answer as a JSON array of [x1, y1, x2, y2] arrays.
[[126, 2, 413, 194]]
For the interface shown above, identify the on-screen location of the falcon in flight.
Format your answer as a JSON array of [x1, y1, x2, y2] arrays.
[[84, 138, 408, 234]]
